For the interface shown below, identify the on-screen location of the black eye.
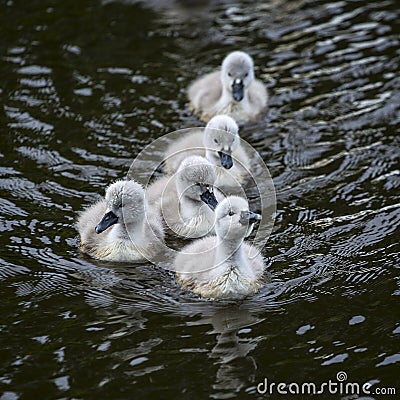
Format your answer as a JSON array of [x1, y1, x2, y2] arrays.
[[214, 138, 218, 144], [228, 72, 232, 77], [244, 72, 248, 77], [228, 210, 234, 216]]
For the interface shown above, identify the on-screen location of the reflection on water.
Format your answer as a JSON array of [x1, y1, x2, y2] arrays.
[[0, 0, 399, 398], [189, 307, 264, 399]]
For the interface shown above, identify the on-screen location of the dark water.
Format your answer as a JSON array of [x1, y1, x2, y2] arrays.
[[1, 0, 399, 399]]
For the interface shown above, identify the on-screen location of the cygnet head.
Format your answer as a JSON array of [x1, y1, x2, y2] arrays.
[[203, 115, 239, 169], [221, 51, 255, 102], [176, 156, 218, 210], [95, 180, 145, 234], [215, 196, 261, 240]]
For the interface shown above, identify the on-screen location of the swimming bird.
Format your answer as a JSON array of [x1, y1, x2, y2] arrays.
[[77, 180, 164, 262], [188, 51, 268, 123], [164, 115, 250, 192], [174, 196, 265, 299], [146, 156, 218, 239]]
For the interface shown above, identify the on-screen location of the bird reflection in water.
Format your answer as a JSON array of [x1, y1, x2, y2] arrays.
[[188, 306, 265, 398]]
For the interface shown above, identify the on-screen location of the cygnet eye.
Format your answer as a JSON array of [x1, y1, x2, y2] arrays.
[[214, 138, 218, 144], [228, 72, 232, 77], [228, 210, 234, 216], [244, 72, 248, 77]]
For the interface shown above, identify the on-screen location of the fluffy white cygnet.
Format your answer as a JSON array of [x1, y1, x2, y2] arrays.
[[188, 51, 268, 123], [164, 115, 250, 192], [77, 180, 164, 262], [174, 196, 265, 299], [146, 156, 218, 239]]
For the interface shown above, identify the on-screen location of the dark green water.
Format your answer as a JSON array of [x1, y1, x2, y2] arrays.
[[0, 0, 399, 399]]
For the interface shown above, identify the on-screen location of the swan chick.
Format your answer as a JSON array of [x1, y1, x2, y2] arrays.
[[164, 115, 250, 192], [174, 196, 265, 299], [188, 51, 268, 122], [77, 180, 164, 262], [147, 156, 218, 238]]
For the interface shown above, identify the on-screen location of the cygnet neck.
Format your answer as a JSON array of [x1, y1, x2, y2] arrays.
[[215, 234, 246, 267], [176, 176, 209, 220], [204, 148, 219, 166], [179, 193, 206, 220]]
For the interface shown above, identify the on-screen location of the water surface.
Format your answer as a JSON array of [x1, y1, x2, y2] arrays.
[[0, 0, 399, 399]]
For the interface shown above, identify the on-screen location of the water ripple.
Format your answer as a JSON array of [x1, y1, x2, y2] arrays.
[[0, 0, 399, 397]]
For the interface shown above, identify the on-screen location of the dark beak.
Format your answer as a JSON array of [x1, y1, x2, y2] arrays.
[[95, 210, 118, 234], [240, 210, 261, 226], [218, 151, 233, 169], [200, 188, 218, 210], [232, 79, 244, 101]]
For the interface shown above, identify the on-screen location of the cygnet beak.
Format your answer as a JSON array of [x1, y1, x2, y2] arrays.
[[95, 210, 119, 234], [239, 210, 261, 226], [200, 186, 218, 210], [232, 78, 244, 101], [218, 151, 233, 169]]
